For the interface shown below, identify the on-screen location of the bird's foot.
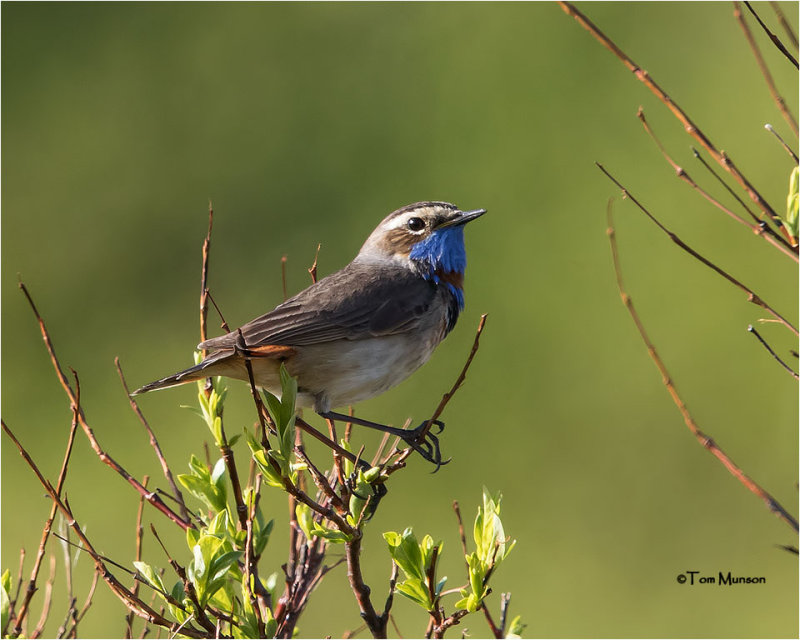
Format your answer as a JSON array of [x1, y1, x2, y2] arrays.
[[399, 420, 449, 471]]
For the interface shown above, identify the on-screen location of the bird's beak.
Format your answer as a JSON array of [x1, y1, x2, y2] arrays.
[[438, 208, 487, 229]]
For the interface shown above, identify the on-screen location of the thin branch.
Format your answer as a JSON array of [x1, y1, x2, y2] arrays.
[[690, 146, 763, 227], [281, 256, 289, 301], [769, 1, 798, 48], [735, 2, 799, 135], [558, 1, 797, 248], [204, 289, 230, 334], [125, 477, 149, 638], [606, 206, 798, 533], [29, 556, 55, 639], [764, 124, 799, 163], [747, 325, 800, 379], [1, 421, 206, 638], [69, 569, 100, 637], [293, 446, 347, 514], [637, 108, 797, 260], [148, 526, 216, 635], [117, 360, 191, 523], [10, 375, 81, 639], [17, 281, 193, 531], [382, 562, 400, 629], [431, 609, 469, 639], [452, 499, 472, 590], [243, 476, 266, 638], [498, 593, 511, 637], [308, 244, 321, 284], [597, 164, 798, 336], [480, 601, 503, 639], [200, 202, 214, 350], [419, 314, 488, 442], [345, 532, 386, 639], [743, 1, 799, 68]]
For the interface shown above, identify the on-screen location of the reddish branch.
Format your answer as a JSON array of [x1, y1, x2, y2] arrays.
[[416, 314, 488, 447], [18, 282, 193, 531], [116, 360, 191, 523], [8, 374, 80, 638], [2, 421, 207, 638], [637, 108, 797, 261], [558, 1, 798, 249], [606, 209, 798, 533], [734, 2, 798, 136], [768, 1, 798, 49], [742, 1, 799, 68], [597, 164, 798, 337]]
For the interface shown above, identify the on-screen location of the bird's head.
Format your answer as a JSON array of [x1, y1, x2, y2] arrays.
[[357, 201, 486, 306]]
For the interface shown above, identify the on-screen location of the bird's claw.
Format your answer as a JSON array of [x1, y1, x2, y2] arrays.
[[399, 420, 450, 471]]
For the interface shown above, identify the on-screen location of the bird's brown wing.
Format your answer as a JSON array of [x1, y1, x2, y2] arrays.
[[198, 262, 436, 351]]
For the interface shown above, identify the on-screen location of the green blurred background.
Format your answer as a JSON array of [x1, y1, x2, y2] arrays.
[[3, 2, 798, 637]]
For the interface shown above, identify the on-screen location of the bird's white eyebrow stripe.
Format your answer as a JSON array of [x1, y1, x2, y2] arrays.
[[384, 210, 424, 230]]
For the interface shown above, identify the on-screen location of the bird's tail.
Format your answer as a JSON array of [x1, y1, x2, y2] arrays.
[[131, 351, 232, 395]]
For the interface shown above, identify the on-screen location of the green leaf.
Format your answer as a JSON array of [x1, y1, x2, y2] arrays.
[[207, 510, 229, 537], [186, 526, 200, 550], [395, 578, 433, 609], [383, 528, 425, 581], [506, 614, 526, 638], [133, 561, 171, 608], [787, 165, 798, 238], [189, 454, 210, 481], [295, 503, 314, 542], [1, 569, 10, 632]]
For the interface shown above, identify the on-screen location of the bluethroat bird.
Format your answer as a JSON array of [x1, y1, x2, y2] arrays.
[[133, 202, 485, 466]]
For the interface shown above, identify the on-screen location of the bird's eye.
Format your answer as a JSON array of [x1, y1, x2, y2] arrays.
[[407, 217, 425, 232]]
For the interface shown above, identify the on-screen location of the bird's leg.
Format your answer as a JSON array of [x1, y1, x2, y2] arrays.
[[295, 417, 370, 470], [318, 411, 448, 468]]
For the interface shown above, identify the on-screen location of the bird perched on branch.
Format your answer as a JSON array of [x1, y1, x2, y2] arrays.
[[133, 201, 485, 465]]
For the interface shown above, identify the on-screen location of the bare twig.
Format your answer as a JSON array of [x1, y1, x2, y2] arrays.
[[769, 1, 798, 48], [747, 325, 800, 379], [418, 314, 488, 443], [345, 532, 386, 639], [281, 256, 289, 301], [293, 446, 347, 513], [200, 202, 214, 349], [117, 360, 191, 523], [29, 556, 55, 639], [431, 609, 469, 639], [499, 593, 511, 637], [764, 124, 799, 163], [10, 379, 81, 639], [17, 282, 193, 531], [606, 206, 798, 533], [637, 108, 797, 260], [558, 1, 797, 248], [236, 330, 273, 447], [481, 601, 503, 639], [308, 244, 321, 284], [69, 569, 100, 637], [295, 417, 364, 468], [149, 526, 216, 635], [205, 290, 230, 334], [125, 477, 149, 638], [597, 164, 798, 336], [1, 421, 205, 638], [735, 2, 798, 135], [743, 1, 799, 68]]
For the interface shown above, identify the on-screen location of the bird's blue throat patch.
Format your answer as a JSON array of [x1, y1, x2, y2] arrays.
[[409, 226, 467, 309]]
